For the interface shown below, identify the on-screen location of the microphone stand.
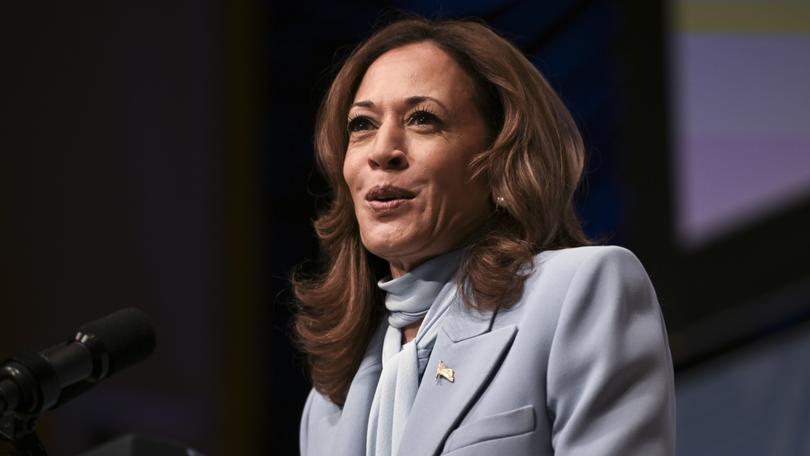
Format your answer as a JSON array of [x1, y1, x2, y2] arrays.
[[0, 413, 47, 456], [0, 353, 55, 456]]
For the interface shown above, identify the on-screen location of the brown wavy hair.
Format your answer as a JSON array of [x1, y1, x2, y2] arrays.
[[293, 17, 589, 406]]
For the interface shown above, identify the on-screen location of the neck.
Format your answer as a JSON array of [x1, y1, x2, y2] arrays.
[[386, 246, 463, 279], [401, 320, 422, 344]]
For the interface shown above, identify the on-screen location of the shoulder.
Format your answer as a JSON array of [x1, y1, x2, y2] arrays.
[[494, 245, 658, 331], [530, 244, 661, 321], [519, 245, 650, 302], [533, 244, 645, 276], [300, 388, 340, 434]]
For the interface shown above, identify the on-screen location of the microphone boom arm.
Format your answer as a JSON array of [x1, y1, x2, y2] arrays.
[[0, 308, 155, 456]]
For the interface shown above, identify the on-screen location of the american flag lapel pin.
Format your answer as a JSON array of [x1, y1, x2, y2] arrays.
[[435, 360, 455, 383]]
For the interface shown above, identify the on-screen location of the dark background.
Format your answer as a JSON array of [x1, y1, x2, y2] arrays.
[[2, 1, 808, 454]]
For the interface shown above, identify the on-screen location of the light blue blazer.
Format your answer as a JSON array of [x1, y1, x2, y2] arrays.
[[300, 246, 676, 455]]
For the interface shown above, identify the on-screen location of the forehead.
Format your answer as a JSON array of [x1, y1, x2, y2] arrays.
[[353, 42, 476, 107]]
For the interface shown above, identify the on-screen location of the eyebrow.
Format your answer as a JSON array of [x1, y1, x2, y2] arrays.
[[349, 96, 449, 112]]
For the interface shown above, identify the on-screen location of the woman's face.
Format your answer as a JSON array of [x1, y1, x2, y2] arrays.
[[343, 41, 492, 277]]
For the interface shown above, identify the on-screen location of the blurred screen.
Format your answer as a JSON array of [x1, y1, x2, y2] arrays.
[[670, 1, 810, 249]]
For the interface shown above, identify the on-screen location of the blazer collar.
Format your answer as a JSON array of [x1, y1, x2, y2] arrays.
[[440, 297, 495, 341], [397, 301, 518, 456]]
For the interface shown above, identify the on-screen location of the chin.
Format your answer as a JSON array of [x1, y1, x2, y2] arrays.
[[363, 238, 410, 261], [361, 231, 418, 261], [364, 235, 454, 273]]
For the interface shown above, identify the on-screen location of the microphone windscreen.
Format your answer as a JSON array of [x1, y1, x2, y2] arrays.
[[79, 308, 156, 376]]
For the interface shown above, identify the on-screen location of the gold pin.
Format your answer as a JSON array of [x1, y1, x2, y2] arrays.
[[435, 360, 455, 383]]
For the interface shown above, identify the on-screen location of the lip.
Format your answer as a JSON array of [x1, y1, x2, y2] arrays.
[[364, 185, 417, 214]]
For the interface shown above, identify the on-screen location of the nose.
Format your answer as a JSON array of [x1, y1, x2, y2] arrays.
[[368, 122, 408, 171]]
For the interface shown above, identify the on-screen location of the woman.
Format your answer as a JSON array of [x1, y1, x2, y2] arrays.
[[294, 17, 675, 456]]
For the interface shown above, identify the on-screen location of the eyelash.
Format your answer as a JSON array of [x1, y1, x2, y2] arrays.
[[347, 115, 374, 133], [407, 107, 441, 127], [346, 107, 443, 133]]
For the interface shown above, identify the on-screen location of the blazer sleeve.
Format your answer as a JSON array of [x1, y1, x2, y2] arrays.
[[545, 246, 676, 455]]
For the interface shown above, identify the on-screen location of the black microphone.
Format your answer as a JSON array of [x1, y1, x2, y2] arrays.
[[0, 308, 156, 416]]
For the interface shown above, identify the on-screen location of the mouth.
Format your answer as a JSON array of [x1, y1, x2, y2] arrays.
[[365, 185, 416, 202], [364, 185, 416, 212]]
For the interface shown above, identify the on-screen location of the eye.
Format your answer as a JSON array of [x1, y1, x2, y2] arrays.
[[407, 110, 441, 127], [347, 116, 374, 132]]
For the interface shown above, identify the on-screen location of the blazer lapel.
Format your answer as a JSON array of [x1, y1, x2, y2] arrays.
[[330, 320, 387, 456], [397, 304, 518, 456]]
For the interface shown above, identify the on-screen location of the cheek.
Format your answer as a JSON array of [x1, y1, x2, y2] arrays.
[[430, 155, 479, 197], [427, 151, 489, 217], [342, 153, 360, 198]]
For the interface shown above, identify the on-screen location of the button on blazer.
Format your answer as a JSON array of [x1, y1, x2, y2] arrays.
[[300, 246, 676, 455]]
